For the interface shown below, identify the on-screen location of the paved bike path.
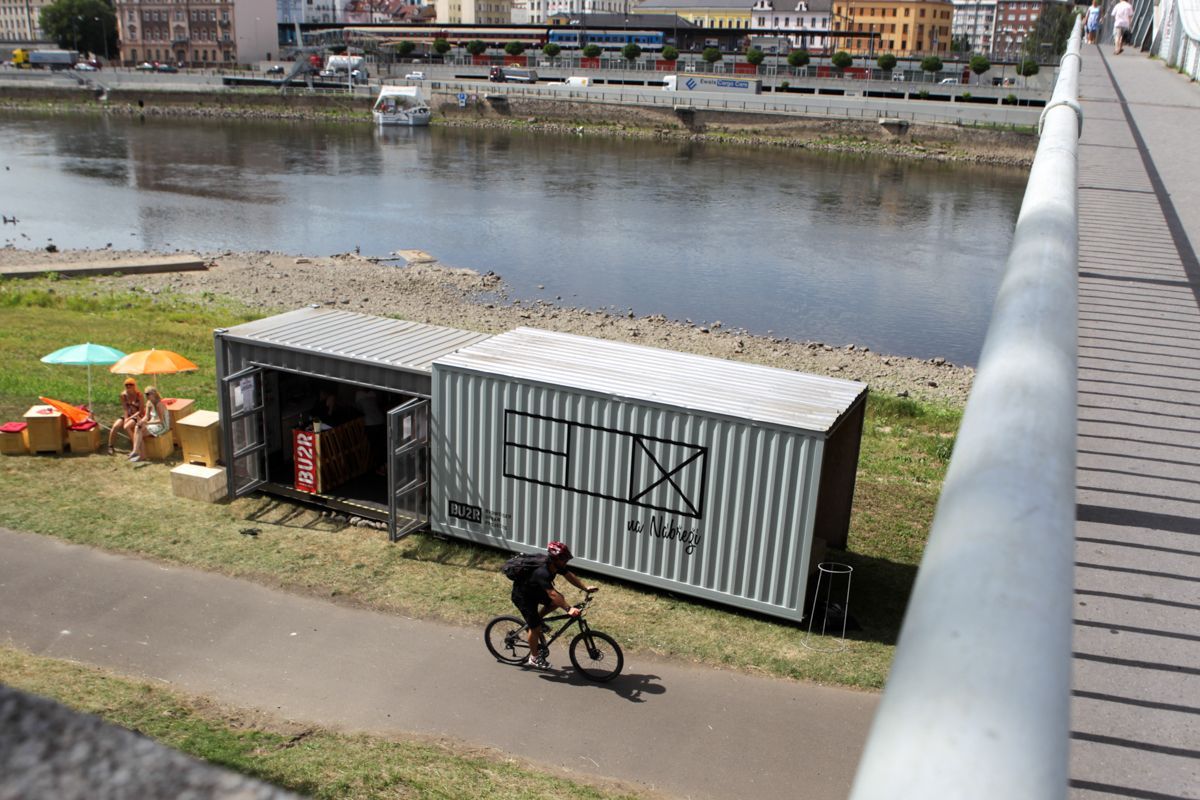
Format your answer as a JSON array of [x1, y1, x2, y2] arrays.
[[0, 528, 877, 799]]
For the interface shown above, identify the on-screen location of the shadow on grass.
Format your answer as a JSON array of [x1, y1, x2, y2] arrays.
[[243, 498, 346, 532], [827, 549, 919, 647]]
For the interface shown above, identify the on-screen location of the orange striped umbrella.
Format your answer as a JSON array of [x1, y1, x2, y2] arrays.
[[109, 349, 198, 376]]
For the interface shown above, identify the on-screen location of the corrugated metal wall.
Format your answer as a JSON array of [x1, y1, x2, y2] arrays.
[[431, 367, 826, 622]]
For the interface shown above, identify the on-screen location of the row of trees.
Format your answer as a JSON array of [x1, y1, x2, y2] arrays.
[[424, 38, 1040, 82]]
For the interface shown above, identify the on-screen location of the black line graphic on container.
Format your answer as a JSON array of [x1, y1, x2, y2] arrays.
[[503, 409, 708, 518]]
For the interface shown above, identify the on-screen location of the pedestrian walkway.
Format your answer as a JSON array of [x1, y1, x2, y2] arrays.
[[1072, 42, 1200, 799], [0, 527, 876, 800]]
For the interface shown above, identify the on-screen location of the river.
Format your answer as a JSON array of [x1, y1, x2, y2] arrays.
[[0, 111, 1027, 365]]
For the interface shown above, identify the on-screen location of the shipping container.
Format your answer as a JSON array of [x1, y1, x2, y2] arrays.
[[431, 328, 866, 623], [214, 307, 491, 539], [214, 310, 867, 623]]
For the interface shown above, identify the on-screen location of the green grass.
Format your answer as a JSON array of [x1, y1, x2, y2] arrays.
[[0, 278, 961, 690], [0, 646, 644, 800]]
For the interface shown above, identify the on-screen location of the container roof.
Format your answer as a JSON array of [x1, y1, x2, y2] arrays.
[[435, 328, 867, 434], [220, 307, 492, 374]]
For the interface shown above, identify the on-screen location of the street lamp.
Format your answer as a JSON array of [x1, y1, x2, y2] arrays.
[[94, 16, 108, 63]]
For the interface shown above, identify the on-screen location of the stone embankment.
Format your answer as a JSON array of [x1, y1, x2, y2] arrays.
[[0, 247, 974, 405], [0, 83, 1036, 167]]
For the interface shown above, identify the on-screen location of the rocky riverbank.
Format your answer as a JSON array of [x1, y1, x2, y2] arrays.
[[0, 246, 974, 405]]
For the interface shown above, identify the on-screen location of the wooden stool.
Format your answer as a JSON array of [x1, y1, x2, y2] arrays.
[[143, 433, 175, 461], [164, 398, 195, 447], [170, 464, 228, 503], [24, 405, 65, 455], [178, 410, 221, 467], [0, 422, 28, 455], [67, 420, 101, 454]]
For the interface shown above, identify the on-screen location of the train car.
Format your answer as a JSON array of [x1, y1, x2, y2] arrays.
[[344, 25, 549, 52], [547, 29, 665, 52]]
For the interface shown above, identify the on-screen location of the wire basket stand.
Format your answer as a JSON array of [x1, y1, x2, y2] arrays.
[[802, 562, 854, 652]]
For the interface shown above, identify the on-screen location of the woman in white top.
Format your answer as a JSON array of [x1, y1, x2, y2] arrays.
[[130, 386, 170, 463]]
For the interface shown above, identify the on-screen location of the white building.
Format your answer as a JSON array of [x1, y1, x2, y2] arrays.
[[951, 0, 996, 54], [0, 0, 54, 42], [750, 0, 834, 52]]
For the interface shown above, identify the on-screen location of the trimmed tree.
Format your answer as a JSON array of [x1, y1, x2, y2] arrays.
[[622, 42, 642, 63], [1016, 57, 1039, 86], [830, 50, 853, 74], [466, 40, 488, 57], [433, 38, 451, 57], [702, 46, 722, 65], [877, 53, 897, 74], [505, 41, 525, 57], [582, 43, 602, 59], [969, 54, 991, 84], [787, 49, 810, 69], [746, 47, 765, 67], [661, 45, 679, 62], [395, 41, 415, 58], [542, 42, 561, 59], [920, 55, 943, 79]]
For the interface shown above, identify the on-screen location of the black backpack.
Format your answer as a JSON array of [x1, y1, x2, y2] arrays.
[[502, 553, 546, 582]]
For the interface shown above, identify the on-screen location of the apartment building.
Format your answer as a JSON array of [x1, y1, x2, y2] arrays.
[[750, 0, 834, 53], [830, 0, 953, 56], [433, 0, 514, 24], [1, 0, 54, 42], [950, 0, 995, 53], [114, 0, 276, 66]]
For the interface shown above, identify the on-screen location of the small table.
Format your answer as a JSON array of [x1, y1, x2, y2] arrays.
[[164, 398, 196, 447], [24, 405, 65, 455]]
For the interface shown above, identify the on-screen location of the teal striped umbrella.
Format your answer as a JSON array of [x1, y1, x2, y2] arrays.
[[41, 343, 127, 410]]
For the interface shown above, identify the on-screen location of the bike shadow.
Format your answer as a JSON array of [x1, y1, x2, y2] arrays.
[[535, 667, 665, 703]]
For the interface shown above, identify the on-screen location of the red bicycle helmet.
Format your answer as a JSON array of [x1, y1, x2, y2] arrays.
[[547, 541, 573, 561]]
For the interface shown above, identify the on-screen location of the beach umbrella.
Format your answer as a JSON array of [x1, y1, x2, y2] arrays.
[[109, 348, 199, 394], [38, 396, 93, 426], [41, 342, 127, 410]]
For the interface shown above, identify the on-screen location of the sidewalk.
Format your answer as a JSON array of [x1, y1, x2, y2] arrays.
[[1072, 43, 1200, 799], [0, 527, 877, 800]]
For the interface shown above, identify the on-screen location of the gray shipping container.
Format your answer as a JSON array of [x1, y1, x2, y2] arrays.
[[431, 328, 867, 623]]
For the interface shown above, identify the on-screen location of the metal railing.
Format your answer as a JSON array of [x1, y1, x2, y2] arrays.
[[426, 79, 1043, 128], [1149, 0, 1200, 80], [849, 18, 1082, 800]]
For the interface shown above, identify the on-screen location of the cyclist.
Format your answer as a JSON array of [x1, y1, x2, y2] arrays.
[[511, 541, 597, 669]]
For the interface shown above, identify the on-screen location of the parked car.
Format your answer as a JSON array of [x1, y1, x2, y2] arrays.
[[74, 62, 97, 71], [939, 77, 958, 85], [266, 65, 285, 75], [156, 63, 178, 73], [404, 71, 425, 80], [136, 61, 156, 71]]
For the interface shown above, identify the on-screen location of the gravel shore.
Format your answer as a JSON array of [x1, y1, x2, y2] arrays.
[[0, 246, 974, 406]]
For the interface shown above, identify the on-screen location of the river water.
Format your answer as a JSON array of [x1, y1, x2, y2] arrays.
[[0, 112, 1027, 365]]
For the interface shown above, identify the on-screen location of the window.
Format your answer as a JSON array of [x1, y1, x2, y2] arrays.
[[902, 23, 908, 33], [919, 8, 925, 17], [904, 8, 910, 16]]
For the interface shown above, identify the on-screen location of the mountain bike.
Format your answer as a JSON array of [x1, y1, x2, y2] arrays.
[[484, 590, 624, 682]]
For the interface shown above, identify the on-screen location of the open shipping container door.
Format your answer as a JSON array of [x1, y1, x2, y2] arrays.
[[224, 366, 267, 498], [388, 397, 430, 541]]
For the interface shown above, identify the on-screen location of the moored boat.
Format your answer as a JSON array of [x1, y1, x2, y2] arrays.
[[372, 86, 431, 127]]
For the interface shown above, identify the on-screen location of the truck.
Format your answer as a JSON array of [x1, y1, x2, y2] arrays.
[[488, 66, 538, 84], [662, 74, 761, 95], [319, 54, 368, 83], [13, 49, 79, 70]]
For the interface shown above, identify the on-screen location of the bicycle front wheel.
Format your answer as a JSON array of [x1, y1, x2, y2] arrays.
[[485, 615, 530, 664], [569, 630, 624, 682]]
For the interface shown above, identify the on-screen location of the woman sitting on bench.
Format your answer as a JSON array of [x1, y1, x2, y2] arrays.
[[129, 386, 170, 463]]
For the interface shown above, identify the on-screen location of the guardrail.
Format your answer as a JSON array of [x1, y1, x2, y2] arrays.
[[1150, 0, 1200, 80], [427, 79, 1042, 128], [849, 18, 1081, 800]]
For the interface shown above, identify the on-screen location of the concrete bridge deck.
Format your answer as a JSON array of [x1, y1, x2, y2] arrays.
[[1072, 42, 1200, 800]]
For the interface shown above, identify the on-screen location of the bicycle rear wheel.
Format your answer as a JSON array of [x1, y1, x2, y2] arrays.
[[484, 615, 531, 664], [569, 630, 623, 682]]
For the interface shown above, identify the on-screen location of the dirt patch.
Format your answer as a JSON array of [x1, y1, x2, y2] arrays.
[[0, 245, 974, 405]]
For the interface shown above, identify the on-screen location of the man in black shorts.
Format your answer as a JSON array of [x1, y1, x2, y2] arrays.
[[511, 541, 597, 669]]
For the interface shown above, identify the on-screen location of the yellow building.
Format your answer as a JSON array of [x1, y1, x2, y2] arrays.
[[831, 0, 952, 56], [636, 0, 753, 31]]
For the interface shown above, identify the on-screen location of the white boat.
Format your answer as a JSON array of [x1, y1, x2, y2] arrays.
[[372, 86, 431, 127]]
